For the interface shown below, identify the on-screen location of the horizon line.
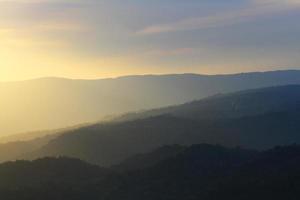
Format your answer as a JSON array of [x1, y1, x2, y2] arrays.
[[1, 68, 300, 83]]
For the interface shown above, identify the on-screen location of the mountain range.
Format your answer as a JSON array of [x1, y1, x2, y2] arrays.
[[2, 70, 300, 136], [1, 84, 300, 166], [0, 144, 300, 200], [1, 72, 300, 199]]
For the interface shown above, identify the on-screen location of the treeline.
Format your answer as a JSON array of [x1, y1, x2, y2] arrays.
[[1, 144, 300, 200]]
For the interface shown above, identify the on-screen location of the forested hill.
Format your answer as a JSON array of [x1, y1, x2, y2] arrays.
[[1, 144, 300, 200]]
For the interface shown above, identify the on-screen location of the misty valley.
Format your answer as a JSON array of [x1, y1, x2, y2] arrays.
[[1, 0, 300, 198]]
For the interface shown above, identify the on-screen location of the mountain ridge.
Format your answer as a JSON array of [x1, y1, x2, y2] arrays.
[[1, 144, 300, 200], [2, 69, 300, 135], [13, 85, 300, 166], [3, 69, 300, 83]]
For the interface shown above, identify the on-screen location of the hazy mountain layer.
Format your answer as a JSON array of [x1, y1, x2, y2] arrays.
[[15, 85, 300, 166], [116, 84, 300, 121], [1, 70, 300, 135]]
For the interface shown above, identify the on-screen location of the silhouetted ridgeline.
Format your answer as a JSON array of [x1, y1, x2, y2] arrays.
[[0, 144, 300, 200]]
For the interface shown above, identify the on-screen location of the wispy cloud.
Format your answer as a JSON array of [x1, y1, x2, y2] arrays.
[[0, 0, 87, 49], [255, 0, 300, 5], [145, 48, 196, 57], [138, 0, 300, 35]]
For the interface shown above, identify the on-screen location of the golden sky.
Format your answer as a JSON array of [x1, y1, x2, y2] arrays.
[[1, 0, 300, 81]]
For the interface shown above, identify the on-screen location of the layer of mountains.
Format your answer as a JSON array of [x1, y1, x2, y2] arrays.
[[1, 144, 300, 199], [1, 83, 300, 166], [1, 70, 300, 199], [2, 70, 300, 135]]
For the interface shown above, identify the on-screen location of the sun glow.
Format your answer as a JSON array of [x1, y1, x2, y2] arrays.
[[0, 0, 300, 82]]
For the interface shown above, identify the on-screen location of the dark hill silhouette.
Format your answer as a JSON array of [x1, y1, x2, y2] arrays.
[[112, 144, 186, 171], [1, 144, 300, 200], [0, 157, 110, 189], [104, 144, 300, 200], [2, 70, 300, 135]]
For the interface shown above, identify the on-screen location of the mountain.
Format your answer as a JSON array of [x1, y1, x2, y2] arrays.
[[104, 144, 300, 200], [1, 144, 300, 200], [0, 126, 86, 163], [0, 124, 90, 144], [116, 84, 300, 121], [16, 85, 300, 166], [0, 157, 109, 188], [0, 138, 49, 163], [2, 70, 300, 136], [0, 157, 111, 200], [112, 144, 186, 171]]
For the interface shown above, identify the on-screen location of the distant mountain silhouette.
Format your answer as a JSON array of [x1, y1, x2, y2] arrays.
[[0, 157, 109, 188], [0, 124, 88, 144], [1, 144, 300, 200], [2, 70, 300, 135], [112, 144, 186, 171], [116, 84, 300, 121], [11, 85, 300, 166]]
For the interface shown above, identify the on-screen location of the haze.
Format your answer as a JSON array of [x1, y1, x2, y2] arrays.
[[0, 0, 300, 81], [1, 2, 300, 199]]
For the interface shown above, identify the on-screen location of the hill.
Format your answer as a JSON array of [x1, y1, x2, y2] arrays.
[[112, 144, 186, 171], [1, 144, 300, 200], [2, 70, 300, 136], [116, 84, 300, 121], [104, 144, 300, 200]]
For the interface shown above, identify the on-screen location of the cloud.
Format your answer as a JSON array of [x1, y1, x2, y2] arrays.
[[0, 0, 70, 2], [255, 0, 300, 5], [0, 0, 87, 48], [138, 0, 300, 35], [145, 48, 196, 57]]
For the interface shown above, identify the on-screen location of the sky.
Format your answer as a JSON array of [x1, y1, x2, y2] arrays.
[[0, 0, 300, 81]]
